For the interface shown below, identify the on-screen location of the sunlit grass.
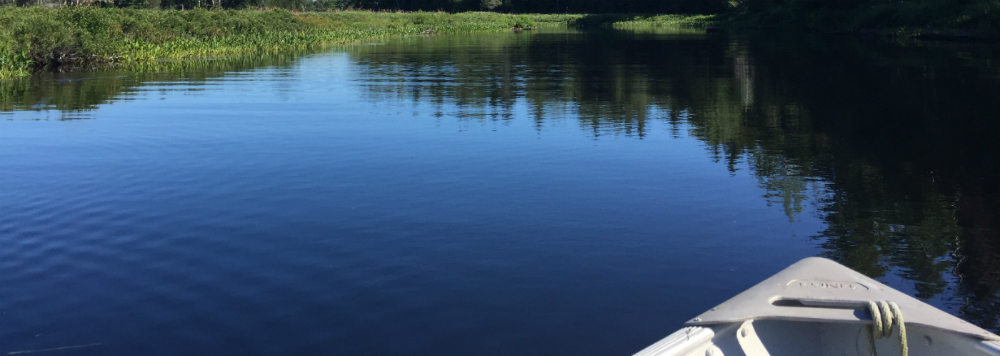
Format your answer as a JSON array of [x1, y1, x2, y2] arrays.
[[0, 8, 556, 77]]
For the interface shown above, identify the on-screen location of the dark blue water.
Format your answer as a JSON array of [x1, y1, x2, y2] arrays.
[[3, 29, 1000, 355]]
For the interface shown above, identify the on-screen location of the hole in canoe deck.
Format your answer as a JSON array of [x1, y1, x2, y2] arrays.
[[770, 298, 873, 320], [772, 299, 808, 307], [770, 298, 862, 309]]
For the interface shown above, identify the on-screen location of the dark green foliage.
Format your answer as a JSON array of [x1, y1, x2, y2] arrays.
[[570, 13, 714, 28], [335, 0, 726, 14], [480, 0, 502, 10], [326, 0, 1000, 35], [725, 0, 1000, 35]]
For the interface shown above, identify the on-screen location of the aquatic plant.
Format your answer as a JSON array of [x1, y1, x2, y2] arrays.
[[0, 51, 33, 79]]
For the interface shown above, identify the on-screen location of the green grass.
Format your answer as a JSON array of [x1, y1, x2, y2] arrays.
[[0, 8, 557, 78]]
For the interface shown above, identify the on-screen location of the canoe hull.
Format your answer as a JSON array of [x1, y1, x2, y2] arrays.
[[634, 258, 1000, 356]]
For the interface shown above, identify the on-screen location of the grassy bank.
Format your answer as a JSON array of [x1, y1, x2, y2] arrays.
[[0, 8, 558, 78], [0, 7, 723, 78]]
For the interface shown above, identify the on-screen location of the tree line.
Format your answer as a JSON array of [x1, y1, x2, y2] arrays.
[[336, 0, 727, 14], [6, 0, 997, 37], [3, 0, 727, 15]]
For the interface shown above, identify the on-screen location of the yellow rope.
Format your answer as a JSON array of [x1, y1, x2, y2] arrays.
[[866, 301, 908, 356]]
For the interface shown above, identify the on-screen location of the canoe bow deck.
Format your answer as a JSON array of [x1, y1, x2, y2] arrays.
[[634, 257, 1000, 356]]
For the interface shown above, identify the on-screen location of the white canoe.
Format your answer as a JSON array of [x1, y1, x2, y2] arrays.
[[634, 257, 1000, 356]]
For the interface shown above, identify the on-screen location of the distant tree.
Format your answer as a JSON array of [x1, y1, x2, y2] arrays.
[[480, 0, 502, 10]]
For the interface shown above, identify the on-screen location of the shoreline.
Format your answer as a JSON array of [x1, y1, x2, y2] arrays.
[[0, 9, 569, 78], [4, 7, 998, 79], [0, 9, 724, 78]]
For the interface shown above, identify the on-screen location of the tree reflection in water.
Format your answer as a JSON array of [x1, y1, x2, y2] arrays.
[[346, 29, 1000, 329]]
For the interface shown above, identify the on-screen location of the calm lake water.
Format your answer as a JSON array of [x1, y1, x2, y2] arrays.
[[2, 28, 1000, 355]]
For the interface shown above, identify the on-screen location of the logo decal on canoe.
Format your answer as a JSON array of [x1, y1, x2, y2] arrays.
[[786, 280, 869, 290]]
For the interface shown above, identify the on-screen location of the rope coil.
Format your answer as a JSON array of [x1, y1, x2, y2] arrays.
[[866, 301, 908, 356]]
